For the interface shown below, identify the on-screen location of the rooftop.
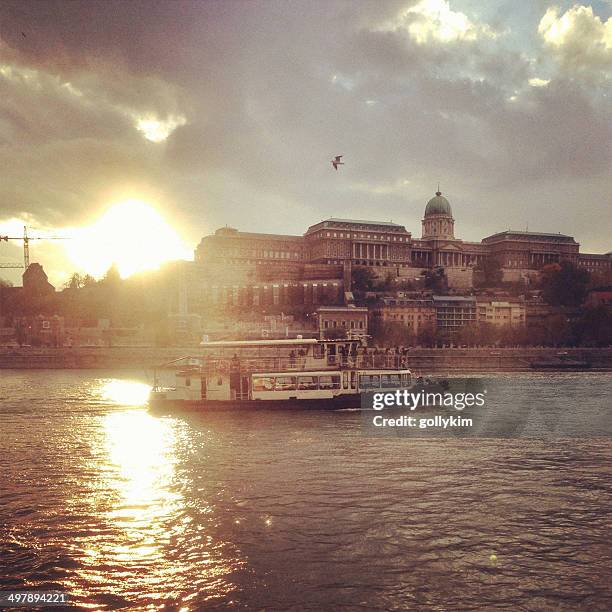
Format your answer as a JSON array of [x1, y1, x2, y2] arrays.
[[432, 295, 476, 302], [208, 229, 303, 241], [200, 339, 319, 347], [306, 218, 408, 233], [325, 217, 402, 227], [317, 306, 368, 312], [483, 230, 576, 242]]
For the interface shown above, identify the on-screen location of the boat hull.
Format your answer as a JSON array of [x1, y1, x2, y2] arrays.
[[149, 393, 363, 412], [530, 361, 591, 370]]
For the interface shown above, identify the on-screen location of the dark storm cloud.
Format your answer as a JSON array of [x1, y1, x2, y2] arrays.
[[0, 0, 610, 255]]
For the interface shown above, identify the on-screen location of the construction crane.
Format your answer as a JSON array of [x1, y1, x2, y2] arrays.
[[0, 225, 67, 270]]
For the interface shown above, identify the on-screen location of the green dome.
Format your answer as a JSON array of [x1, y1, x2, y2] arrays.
[[425, 191, 452, 217]]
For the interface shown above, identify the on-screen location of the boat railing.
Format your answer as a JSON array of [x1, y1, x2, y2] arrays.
[[198, 354, 408, 374]]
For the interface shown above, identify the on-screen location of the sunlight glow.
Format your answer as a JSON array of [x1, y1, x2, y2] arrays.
[[528, 77, 550, 87], [136, 114, 187, 142], [100, 379, 151, 406], [65, 199, 192, 278]]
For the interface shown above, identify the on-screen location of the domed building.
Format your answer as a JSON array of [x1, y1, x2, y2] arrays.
[[410, 190, 488, 289], [422, 191, 454, 240], [188, 185, 610, 316]]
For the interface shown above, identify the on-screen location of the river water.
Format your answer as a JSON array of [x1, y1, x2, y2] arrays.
[[0, 370, 610, 610]]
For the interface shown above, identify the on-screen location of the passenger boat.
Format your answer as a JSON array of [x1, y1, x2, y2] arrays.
[[148, 338, 413, 411]]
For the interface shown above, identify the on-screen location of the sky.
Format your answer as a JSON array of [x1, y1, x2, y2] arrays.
[[0, 0, 611, 285]]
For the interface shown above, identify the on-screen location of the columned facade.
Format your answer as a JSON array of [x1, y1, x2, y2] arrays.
[[190, 191, 611, 304]]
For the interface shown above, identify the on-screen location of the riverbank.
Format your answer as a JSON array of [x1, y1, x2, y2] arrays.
[[0, 346, 610, 371]]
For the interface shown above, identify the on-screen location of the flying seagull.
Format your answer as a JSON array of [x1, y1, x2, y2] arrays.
[[331, 155, 344, 170]]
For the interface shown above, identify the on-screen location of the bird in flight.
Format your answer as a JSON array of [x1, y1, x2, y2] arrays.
[[331, 155, 344, 170]]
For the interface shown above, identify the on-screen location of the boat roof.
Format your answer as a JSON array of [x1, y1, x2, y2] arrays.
[[200, 339, 319, 347], [253, 369, 412, 377]]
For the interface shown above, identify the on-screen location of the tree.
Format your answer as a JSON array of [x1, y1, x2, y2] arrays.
[[375, 272, 396, 291], [417, 323, 437, 347], [544, 314, 571, 346], [540, 260, 589, 307], [572, 304, 612, 347], [102, 264, 121, 286], [455, 324, 481, 346], [64, 273, 83, 290], [351, 266, 377, 293], [369, 319, 412, 346], [475, 256, 503, 288], [499, 325, 530, 347], [421, 267, 448, 294]]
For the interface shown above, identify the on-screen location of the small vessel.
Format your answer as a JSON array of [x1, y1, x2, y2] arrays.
[[530, 353, 591, 370], [530, 359, 591, 370], [149, 338, 413, 411]]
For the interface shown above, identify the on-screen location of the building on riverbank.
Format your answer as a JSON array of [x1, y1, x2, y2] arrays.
[[189, 191, 611, 310], [476, 298, 526, 327], [317, 306, 368, 339], [372, 298, 436, 336], [433, 296, 477, 334]]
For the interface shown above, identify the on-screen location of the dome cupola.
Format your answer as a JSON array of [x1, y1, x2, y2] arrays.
[[425, 191, 452, 217], [422, 189, 455, 240]]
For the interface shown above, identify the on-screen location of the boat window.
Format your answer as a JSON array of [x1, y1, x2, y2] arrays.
[[298, 376, 318, 390], [343, 371, 349, 389], [275, 376, 297, 391], [359, 374, 380, 389], [381, 374, 401, 388], [319, 375, 341, 390], [401, 373, 411, 386], [252, 376, 275, 391], [185, 377, 191, 387], [350, 371, 357, 389], [313, 344, 324, 359]]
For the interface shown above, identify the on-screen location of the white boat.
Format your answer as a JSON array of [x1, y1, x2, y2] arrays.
[[149, 338, 412, 411]]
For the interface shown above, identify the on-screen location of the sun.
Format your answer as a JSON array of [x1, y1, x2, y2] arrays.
[[65, 199, 192, 278]]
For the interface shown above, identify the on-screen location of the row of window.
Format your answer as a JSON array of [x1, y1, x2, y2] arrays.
[[203, 282, 340, 292], [253, 375, 341, 392], [322, 319, 366, 329], [359, 374, 410, 388], [216, 250, 302, 260], [261, 251, 301, 259], [318, 231, 408, 242], [251, 372, 410, 392], [387, 314, 432, 321]]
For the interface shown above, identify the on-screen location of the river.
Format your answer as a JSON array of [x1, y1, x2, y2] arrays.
[[1, 370, 610, 610]]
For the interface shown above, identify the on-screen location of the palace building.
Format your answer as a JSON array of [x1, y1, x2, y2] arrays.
[[187, 191, 611, 310]]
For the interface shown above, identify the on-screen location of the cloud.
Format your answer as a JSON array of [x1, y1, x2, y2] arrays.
[[528, 77, 550, 87], [379, 0, 498, 44], [538, 5, 612, 76], [135, 115, 187, 143], [0, 0, 610, 284]]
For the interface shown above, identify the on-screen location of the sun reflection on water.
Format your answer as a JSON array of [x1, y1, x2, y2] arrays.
[[99, 379, 151, 406], [105, 410, 180, 529], [63, 383, 243, 607]]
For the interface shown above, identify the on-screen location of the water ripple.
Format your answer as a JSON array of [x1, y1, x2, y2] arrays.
[[0, 370, 610, 609]]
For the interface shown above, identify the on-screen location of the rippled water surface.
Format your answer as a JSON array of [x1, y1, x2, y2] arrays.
[[1, 370, 611, 610]]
